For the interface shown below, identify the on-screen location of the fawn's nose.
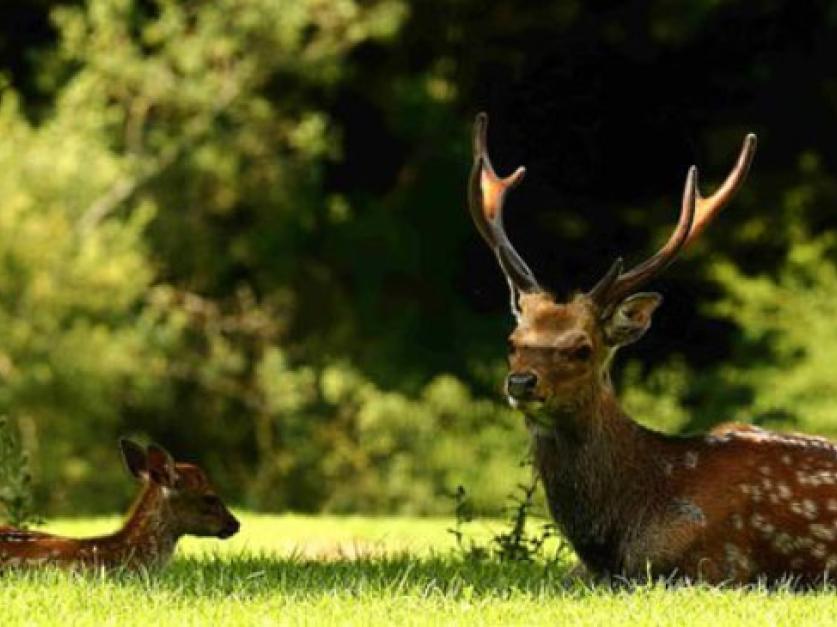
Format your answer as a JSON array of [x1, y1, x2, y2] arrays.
[[219, 517, 240, 539], [507, 372, 538, 400]]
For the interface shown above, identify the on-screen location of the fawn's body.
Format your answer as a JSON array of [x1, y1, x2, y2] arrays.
[[0, 440, 239, 571], [468, 112, 837, 584]]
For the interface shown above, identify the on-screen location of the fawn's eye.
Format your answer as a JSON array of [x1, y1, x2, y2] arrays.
[[568, 344, 593, 361]]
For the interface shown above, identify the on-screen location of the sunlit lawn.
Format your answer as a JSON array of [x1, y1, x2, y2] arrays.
[[2, 513, 837, 626]]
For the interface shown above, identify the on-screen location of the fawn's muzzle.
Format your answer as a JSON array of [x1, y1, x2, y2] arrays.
[[507, 372, 538, 400], [218, 517, 240, 539]]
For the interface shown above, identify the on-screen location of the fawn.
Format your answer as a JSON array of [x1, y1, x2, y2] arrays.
[[469, 112, 837, 585], [0, 439, 239, 570]]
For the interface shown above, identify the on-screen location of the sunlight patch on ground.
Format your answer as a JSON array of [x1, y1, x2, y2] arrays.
[[41, 512, 524, 559]]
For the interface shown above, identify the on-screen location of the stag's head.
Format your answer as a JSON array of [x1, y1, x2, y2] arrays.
[[468, 114, 756, 426]]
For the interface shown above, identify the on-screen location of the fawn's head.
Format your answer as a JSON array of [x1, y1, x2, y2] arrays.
[[468, 114, 756, 425], [120, 439, 240, 539]]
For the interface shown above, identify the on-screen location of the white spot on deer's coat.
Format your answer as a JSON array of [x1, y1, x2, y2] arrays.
[[789, 499, 818, 519], [751, 513, 774, 535], [803, 499, 819, 519], [797, 471, 815, 486], [810, 523, 835, 542], [731, 514, 744, 531], [684, 451, 699, 469], [810, 471, 837, 486], [773, 533, 794, 554], [796, 536, 815, 550], [828, 499, 837, 513], [827, 555, 837, 570], [804, 475, 822, 487], [724, 543, 752, 578], [782, 455, 792, 465], [777, 483, 792, 500], [813, 543, 828, 559]]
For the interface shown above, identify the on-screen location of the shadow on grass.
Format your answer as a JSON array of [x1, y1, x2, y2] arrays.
[[140, 555, 837, 599], [167, 553, 582, 599], [7, 554, 832, 599], [5, 554, 584, 600]]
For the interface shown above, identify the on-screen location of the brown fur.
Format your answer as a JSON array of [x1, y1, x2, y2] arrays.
[[0, 446, 239, 571], [510, 292, 837, 585]]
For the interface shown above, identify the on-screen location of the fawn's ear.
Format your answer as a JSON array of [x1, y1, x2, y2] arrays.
[[603, 292, 663, 347], [146, 444, 178, 487], [120, 439, 148, 480]]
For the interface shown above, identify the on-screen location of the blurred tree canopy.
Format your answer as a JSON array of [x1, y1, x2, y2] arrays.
[[1, 0, 837, 517]]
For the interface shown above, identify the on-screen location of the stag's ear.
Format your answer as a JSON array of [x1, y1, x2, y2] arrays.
[[146, 444, 178, 488], [603, 292, 663, 347], [120, 439, 148, 480]]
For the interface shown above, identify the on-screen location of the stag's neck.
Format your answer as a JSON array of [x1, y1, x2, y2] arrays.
[[530, 385, 680, 574], [536, 382, 639, 440], [79, 487, 180, 568], [531, 387, 658, 491]]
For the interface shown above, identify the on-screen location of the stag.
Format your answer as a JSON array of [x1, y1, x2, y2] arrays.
[[469, 113, 837, 585]]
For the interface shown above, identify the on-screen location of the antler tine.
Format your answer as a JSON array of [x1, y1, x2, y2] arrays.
[[468, 112, 540, 295], [592, 166, 698, 307], [686, 133, 757, 246], [590, 133, 757, 308], [587, 257, 624, 303]]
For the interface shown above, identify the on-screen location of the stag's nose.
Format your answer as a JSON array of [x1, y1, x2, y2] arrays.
[[507, 372, 538, 400]]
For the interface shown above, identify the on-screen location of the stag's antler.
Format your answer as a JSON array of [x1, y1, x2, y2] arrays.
[[588, 133, 757, 307], [467, 113, 757, 312], [469, 113, 540, 310]]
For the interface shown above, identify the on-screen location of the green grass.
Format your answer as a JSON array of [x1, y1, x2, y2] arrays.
[[3, 513, 837, 626]]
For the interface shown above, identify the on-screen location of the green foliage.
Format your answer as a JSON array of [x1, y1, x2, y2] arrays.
[[0, 0, 533, 516], [0, 0, 456, 514], [620, 358, 692, 434], [0, 86, 162, 510], [253, 360, 529, 514], [707, 232, 837, 435], [0, 416, 37, 527], [449, 473, 564, 563]]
